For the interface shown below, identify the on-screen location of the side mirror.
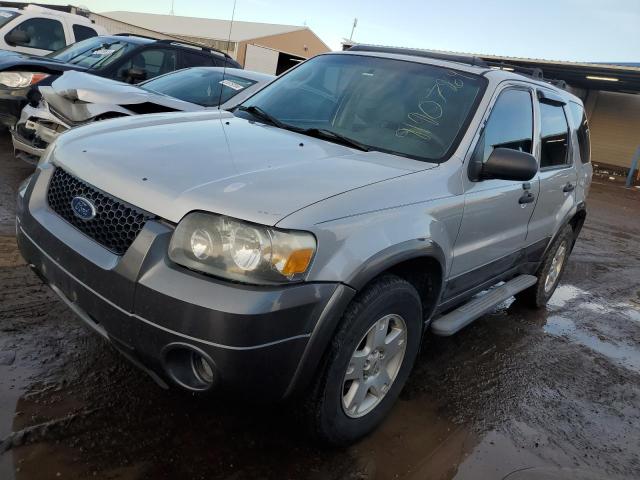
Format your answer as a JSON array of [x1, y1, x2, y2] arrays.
[[5, 30, 30, 47], [125, 67, 147, 83], [480, 148, 538, 181]]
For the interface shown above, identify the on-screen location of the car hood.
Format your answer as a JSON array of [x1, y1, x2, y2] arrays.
[[52, 111, 432, 226], [40, 71, 201, 122], [0, 50, 82, 73]]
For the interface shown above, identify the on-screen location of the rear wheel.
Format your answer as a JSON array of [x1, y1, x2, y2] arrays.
[[517, 225, 574, 307], [306, 275, 422, 446]]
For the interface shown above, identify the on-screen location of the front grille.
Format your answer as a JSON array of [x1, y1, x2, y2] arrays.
[[47, 168, 154, 255]]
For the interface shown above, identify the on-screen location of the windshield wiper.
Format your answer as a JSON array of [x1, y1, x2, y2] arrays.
[[236, 107, 372, 152], [236, 105, 289, 129], [300, 128, 372, 152]]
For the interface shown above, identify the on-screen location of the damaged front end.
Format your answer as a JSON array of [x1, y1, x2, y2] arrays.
[[11, 70, 197, 164], [11, 102, 71, 164]]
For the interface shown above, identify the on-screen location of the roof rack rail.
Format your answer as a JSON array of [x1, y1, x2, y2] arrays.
[[347, 44, 488, 68], [483, 60, 569, 91], [114, 32, 162, 41], [113, 33, 232, 59], [484, 60, 544, 79], [155, 39, 231, 59]]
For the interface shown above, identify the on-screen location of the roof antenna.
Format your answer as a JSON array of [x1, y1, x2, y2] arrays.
[[217, 0, 236, 109]]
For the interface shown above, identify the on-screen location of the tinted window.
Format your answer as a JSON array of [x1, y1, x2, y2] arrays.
[[49, 37, 138, 70], [180, 50, 216, 68], [569, 102, 591, 164], [117, 48, 178, 82], [142, 69, 257, 107], [241, 54, 485, 162], [540, 102, 570, 168], [0, 10, 20, 29], [474, 89, 533, 164], [72, 24, 98, 42], [7, 17, 65, 51]]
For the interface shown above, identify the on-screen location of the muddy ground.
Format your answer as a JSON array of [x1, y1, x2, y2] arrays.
[[0, 133, 639, 480]]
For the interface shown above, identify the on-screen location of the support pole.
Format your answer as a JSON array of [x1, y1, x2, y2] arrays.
[[626, 146, 640, 188]]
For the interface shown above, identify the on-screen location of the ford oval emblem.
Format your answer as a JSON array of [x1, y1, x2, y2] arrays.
[[70, 196, 96, 221]]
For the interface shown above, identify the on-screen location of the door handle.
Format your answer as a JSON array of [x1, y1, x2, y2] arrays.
[[563, 182, 575, 193], [519, 192, 535, 204]]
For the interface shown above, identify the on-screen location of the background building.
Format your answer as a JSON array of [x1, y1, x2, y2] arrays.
[[95, 11, 330, 75]]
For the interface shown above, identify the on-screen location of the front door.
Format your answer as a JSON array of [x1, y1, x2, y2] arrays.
[[446, 85, 538, 299], [4, 17, 66, 56]]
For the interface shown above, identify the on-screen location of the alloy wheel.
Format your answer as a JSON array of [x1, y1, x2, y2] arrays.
[[341, 313, 408, 418]]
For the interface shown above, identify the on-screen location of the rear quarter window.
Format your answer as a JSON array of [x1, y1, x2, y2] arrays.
[[569, 102, 591, 164], [180, 50, 216, 68], [0, 10, 20, 28], [72, 24, 98, 42]]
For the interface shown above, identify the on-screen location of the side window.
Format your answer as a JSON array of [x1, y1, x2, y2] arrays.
[[117, 48, 178, 82], [72, 24, 98, 42], [540, 102, 570, 168], [6, 17, 66, 51], [180, 50, 216, 68], [569, 102, 591, 164], [474, 89, 533, 164]]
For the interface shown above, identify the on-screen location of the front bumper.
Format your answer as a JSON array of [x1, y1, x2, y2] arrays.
[[17, 168, 354, 399], [0, 86, 30, 128], [12, 104, 68, 163]]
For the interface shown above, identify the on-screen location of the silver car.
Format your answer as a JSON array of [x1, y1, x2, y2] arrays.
[[16, 47, 592, 445], [11, 67, 274, 162]]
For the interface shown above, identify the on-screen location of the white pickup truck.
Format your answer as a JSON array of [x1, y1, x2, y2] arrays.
[[0, 4, 106, 56]]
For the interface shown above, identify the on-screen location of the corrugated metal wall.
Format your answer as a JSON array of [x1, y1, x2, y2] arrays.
[[589, 91, 640, 169]]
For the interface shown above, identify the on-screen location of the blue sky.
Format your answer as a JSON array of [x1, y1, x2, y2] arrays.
[[39, 0, 639, 61]]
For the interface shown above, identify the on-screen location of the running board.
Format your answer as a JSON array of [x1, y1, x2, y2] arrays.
[[431, 275, 538, 336]]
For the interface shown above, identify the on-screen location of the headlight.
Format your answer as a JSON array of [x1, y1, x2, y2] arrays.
[[0, 71, 49, 88], [168, 212, 316, 284]]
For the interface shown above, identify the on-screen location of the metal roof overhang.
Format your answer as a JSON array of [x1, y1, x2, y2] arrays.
[[342, 41, 640, 94], [478, 56, 640, 94]]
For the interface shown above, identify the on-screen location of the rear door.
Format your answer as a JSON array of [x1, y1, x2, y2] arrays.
[[447, 84, 538, 298], [526, 89, 578, 248]]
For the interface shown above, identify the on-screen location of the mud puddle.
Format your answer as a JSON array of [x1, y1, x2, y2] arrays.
[[545, 315, 640, 374]]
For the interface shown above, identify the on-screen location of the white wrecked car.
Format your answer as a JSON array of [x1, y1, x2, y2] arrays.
[[12, 67, 274, 162]]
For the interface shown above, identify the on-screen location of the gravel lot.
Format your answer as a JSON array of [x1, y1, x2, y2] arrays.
[[0, 133, 639, 480]]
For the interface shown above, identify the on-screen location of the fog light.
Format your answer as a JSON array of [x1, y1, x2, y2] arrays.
[[162, 344, 217, 391], [192, 353, 214, 384]]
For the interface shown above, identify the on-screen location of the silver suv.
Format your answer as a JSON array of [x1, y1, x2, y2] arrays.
[[16, 46, 592, 445]]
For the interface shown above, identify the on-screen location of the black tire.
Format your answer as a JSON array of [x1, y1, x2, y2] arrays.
[[516, 224, 574, 308], [305, 275, 423, 446]]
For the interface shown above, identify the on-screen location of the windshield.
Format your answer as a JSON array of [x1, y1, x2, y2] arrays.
[[48, 37, 137, 69], [141, 68, 257, 107], [238, 54, 485, 162], [0, 10, 19, 29]]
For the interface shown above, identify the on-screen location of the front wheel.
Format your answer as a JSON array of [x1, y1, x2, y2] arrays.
[[517, 225, 574, 308], [306, 275, 423, 446]]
